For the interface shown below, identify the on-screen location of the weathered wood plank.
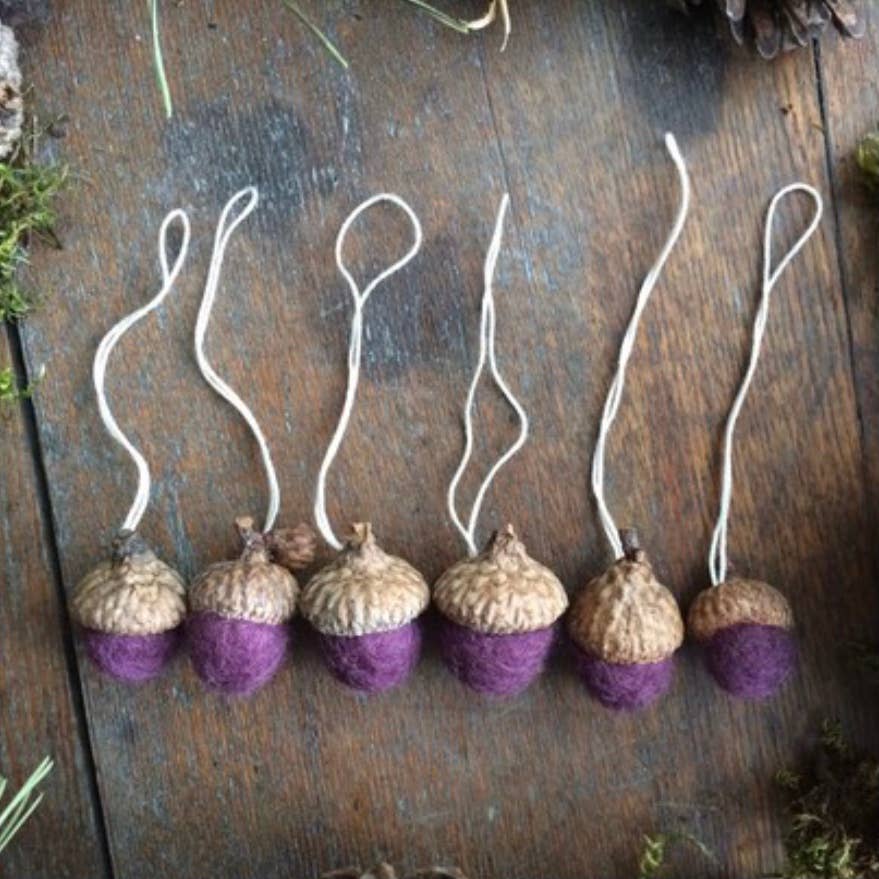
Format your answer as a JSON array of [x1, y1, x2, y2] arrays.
[[815, 16, 879, 506], [13, 1, 879, 877], [0, 327, 110, 878]]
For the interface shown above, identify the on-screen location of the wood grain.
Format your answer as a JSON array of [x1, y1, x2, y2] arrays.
[[0, 328, 109, 878], [7, 1, 879, 877]]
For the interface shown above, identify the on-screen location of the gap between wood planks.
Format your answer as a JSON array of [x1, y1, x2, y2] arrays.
[[3, 318, 116, 878]]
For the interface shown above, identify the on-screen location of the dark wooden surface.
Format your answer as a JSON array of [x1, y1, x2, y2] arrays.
[[1, 1, 877, 876]]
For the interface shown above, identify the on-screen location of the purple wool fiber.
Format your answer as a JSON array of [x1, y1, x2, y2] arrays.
[[703, 622, 797, 699], [187, 612, 289, 696], [439, 618, 555, 697], [84, 627, 180, 683], [319, 622, 422, 693], [574, 648, 674, 711]]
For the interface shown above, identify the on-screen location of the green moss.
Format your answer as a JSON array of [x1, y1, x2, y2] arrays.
[[0, 363, 43, 408], [771, 721, 879, 879], [856, 132, 879, 191], [0, 157, 68, 323]]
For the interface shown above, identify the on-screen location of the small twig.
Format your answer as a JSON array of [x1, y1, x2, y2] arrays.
[[398, 0, 472, 34], [282, 0, 349, 69], [150, 0, 173, 119]]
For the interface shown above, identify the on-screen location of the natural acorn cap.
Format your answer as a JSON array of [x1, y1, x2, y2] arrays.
[[71, 531, 186, 636], [301, 523, 430, 637], [568, 530, 684, 664], [433, 524, 568, 635], [189, 517, 299, 625], [688, 577, 794, 642]]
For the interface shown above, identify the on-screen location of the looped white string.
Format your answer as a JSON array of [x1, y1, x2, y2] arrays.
[[590, 133, 691, 560], [708, 183, 823, 586], [194, 186, 281, 534], [93, 208, 191, 534], [467, 0, 511, 50], [314, 193, 423, 551], [447, 194, 528, 558]]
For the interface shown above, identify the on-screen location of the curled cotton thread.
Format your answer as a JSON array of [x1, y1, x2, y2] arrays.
[[590, 132, 691, 562], [467, 0, 511, 50], [689, 183, 823, 701], [302, 194, 429, 694], [446, 194, 528, 559], [568, 134, 689, 711], [313, 193, 424, 552], [71, 208, 191, 683], [93, 209, 191, 534], [187, 187, 316, 696], [433, 195, 568, 698], [193, 186, 280, 535]]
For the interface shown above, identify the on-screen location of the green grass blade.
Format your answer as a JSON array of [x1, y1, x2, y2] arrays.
[[398, 0, 472, 34], [0, 757, 53, 855], [150, 0, 174, 118], [282, 1, 349, 69]]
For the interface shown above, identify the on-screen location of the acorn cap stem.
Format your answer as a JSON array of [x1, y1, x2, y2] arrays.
[[619, 528, 641, 562]]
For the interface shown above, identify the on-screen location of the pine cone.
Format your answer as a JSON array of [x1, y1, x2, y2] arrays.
[[670, 0, 864, 58]]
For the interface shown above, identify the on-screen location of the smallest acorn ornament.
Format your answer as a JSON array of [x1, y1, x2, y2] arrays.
[[568, 531, 684, 710], [434, 525, 567, 697], [690, 183, 822, 700], [302, 523, 430, 693], [188, 518, 315, 695], [73, 532, 187, 683], [688, 578, 795, 699]]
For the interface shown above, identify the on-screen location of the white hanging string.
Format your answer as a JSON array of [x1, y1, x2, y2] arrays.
[[446, 194, 529, 558], [314, 193, 423, 551], [194, 186, 281, 535], [467, 0, 511, 50], [708, 183, 823, 586], [93, 208, 191, 534], [590, 133, 691, 560]]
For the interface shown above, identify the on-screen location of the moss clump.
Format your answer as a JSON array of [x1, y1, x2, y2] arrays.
[[772, 721, 879, 879], [0, 363, 43, 409], [0, 157, 67, 323]]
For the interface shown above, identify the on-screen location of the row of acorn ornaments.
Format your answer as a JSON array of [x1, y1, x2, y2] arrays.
[[70, 134, 818, 709]]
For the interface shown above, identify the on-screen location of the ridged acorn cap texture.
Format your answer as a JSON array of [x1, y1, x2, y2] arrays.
[[71, 532, 186, 636], [568, 532, 684, 664], [687, 577, 794, 642], [433, 524, 568, 635], [301, 523, 430, 637], [189, 518, 301, 625]]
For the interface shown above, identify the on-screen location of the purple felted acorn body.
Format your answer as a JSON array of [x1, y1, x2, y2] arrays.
[[688, 577, 796, 699], [301, 523, 430, 693], [187, 517, 315, 696], [433, 524, 568, 698], [568, 531, 684, 711], [71, 532, 187, 683]]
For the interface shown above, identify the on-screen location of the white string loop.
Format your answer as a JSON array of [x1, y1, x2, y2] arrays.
[[93, 208, 191, 534], [447, 194, 529, 558], [708, 183, 823, 586], [314, 193, 423, 551], [194, 186, 281, 534], [590, 133, 691, 560]]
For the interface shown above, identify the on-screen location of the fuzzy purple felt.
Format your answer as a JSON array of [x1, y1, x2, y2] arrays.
[[439, 618, 555, 697], [574, 648, 674, 710], [319, 622, 422, 693], [187, 612, 289, 696], [703, 622, 797, 699], [83, 627, 180, 683]]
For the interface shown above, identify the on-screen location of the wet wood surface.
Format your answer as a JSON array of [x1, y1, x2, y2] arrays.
[[2, 1, 877, 877]]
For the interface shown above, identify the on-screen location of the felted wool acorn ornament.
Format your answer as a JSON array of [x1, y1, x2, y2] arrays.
[[433, 195, 567, 697], [306, 193, 429, 693], [689, 183, 823, 699], [184, 187, 316, 695], [568, 134, 689, 711], [70, 208, 191, 682], [188, 518, 315, 695], [301, 523, 429, 692]]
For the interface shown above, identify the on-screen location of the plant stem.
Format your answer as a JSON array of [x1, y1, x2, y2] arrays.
[[398, 0, 472, 34], [282, 1, 349, 70], [150, 0, 174, 119]]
